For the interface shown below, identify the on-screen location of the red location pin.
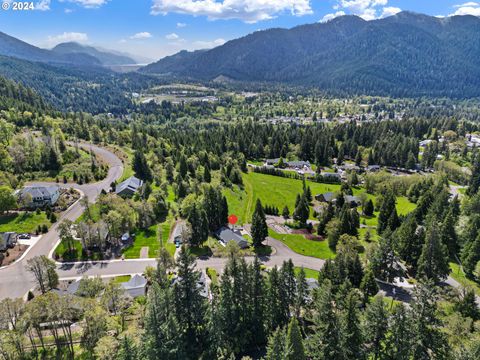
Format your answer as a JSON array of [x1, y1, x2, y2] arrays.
[[228, 214, 238, 225]]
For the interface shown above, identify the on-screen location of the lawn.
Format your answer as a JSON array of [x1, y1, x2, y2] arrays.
[[122, 219, 175, 259], [268, 229, 335, 259], [53, 239, 104, 262], [112, 275, 131, 284], [224, 172, 342, 224], [0, 212, 51, 233], [224, 172, 416, 226], [76, 203, 101, 223], [294, 266, 320, 279], [449, 262, 480, 295]]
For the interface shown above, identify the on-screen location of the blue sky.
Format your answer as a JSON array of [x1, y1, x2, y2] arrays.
[[0, 0, 478, 61]]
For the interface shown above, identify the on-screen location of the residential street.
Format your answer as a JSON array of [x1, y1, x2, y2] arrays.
[[0, 143, 124, 300]]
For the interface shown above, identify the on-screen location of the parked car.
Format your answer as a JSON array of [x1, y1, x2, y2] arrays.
[[18, 233, 31, 240]]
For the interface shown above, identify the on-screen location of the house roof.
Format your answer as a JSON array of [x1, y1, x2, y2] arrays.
[[345, 195, 361, 204], [322, 172, 341, 178], [215, 227, 249, 248], [0, 232, 17, 243], [172, 223, 187, 239], [116, 176, 143, 195], [317, 192, 335, 202], [122, 274, 147, 290], [265, 158, 280, 165], [20, 185, 59, 199], [287, 160, 310, 168]]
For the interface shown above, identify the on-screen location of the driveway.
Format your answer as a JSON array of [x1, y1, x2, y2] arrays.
[[0, 142, 124, 300]]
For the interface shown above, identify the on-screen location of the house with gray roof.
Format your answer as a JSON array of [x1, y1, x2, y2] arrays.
[[115, 176, 143, 197], [215, 227, 249, 249], [315, 192, 335, 203], [121, 274, 148, 298], [172, 222, 188, 246], [17, 185, 60, 208], [345, 195, 361, 207], [0, 232, 17, 251]]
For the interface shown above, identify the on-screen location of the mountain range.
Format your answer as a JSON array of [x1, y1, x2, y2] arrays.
[[0, 32, 138, 66], [142, 12, 480, 98]]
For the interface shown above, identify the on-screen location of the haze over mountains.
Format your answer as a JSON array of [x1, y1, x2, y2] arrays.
[[0, 32, 139, 66], [143, 11, 480, 98]]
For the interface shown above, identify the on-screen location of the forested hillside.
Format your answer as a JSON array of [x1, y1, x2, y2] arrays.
[[143, 12, 480, 98], [0, 56, 159, 114]]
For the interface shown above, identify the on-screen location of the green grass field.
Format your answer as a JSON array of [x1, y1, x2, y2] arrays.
[[0, 212, 51, 233], [449, 262, 480, 295], [122, 219, 175, 259], [294, 267, 320, 279], [225, 172, 342, 224], [112, 275, 131, 284], [268, 229, 335, 259]]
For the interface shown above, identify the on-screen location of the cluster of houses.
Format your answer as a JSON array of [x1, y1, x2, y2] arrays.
[[466, 133, 480, 148], [53, 274, 149, 299], [53, 271, 209, 300]]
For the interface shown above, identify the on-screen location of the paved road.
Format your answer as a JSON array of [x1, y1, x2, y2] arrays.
[[0, 143, 124, 300], [54, 236, 325, 279]]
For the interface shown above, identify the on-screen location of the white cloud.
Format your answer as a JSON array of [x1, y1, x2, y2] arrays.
[[451, 2, 480, 16], [454, 2, 479, 8], [130, 32, 153, 39], [323, 0, 401, 21], [320, 11, 346, 22], [35, 0, 51, 10], [150, 0, 313, 23], [193, 38, 226, 49], [46, 32, 88, 46], [380, 6, 401, 18], [165, 33, 180, 40], [177, 22, 187, 28], [64, 8, 74, 13], [66, 0, 109, 8]]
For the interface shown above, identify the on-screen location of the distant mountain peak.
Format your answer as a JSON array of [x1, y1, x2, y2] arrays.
[[141, 13, 480, 98]]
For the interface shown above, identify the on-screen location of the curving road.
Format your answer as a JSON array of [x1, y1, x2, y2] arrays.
[[0, 143, 124, 300], [0, 142, 326, 300]]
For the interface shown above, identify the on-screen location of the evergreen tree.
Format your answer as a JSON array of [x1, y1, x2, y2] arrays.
[[410, 282, 450, 360], [251, 199, 268, 248], [187, 203, 209, 246], [118, 336, 137, 360], [282, 205, 290, 219], [133, 151, 152, 181], [285, 317, 305, 360], [265, 327, 288, 360], [293, 194, 309, 226], [363, 199, 374, 217], [467, 155, 480, 196], [417, 222, 450, 282], [370, 230, 398, 282], [204, 164, 211, 183], [142, 281, 182, 360], [440, 209, 458, 257], [340, 290, 363, 360], [363, 296, 388, 360], [385, 304, 412, 360], [360, 267, 379, 303], [394, 214, 424, 270], [307, 280, 341, 360], [377, 192, 397, 234], [173, 247, 208, 358]]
